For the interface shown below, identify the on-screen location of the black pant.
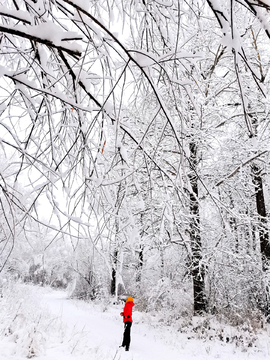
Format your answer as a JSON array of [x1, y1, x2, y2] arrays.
[[122, 321, 132, 350]]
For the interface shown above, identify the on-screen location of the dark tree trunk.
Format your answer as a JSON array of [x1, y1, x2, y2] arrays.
[[136, 245, 144, 282], [228, 195, 239, 253], [251, 164, 270, 317], [111, 250, 118, 296], [189, 142, 206, 315], [110, 179, 125, 297], [252, 164, 270, 269], [136, 213, 146, 283]]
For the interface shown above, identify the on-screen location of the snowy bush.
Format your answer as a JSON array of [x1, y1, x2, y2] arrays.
[[175, 314, 262, 352], [0, 282, 65, 358], [127, 275, 193, 317], [69, 273, 102, 301]]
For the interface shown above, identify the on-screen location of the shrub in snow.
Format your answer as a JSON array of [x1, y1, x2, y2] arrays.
[[0, 282, 64, 358], [24, 252, 73, 289], [27, 263, 48, 286], [0, 284, 44, 357], [128, 276, 193, 317], [178, 314, 260, 352], [69, 272, 102, 301]]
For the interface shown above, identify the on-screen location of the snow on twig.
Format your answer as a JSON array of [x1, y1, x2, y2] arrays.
[[0, 23, 82, 58], [0, 5, 31, 24]]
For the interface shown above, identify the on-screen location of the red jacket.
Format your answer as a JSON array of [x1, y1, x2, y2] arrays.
[[121, 301, 134, 323]]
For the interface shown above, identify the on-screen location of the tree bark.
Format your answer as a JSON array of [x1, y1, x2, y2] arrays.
[[252, 164, 270, 269], [189, 142, 206, 315], [110, 179, 125, 297], [111, 250, 118, 296], [136, 245, 144, 283]]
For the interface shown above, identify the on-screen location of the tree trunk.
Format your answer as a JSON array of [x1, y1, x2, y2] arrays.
[[189, 142, 206, 315], [110, 179, 125, 297], [110, 250, 118, 296], [136, 245, 144, 282], [251, 163, 270, 317], [252, 164, 270, 270]]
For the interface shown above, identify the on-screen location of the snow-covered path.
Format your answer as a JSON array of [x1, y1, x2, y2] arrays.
[[0, 286, 269, 360], [41, 290, 185, 360], [41, 290, 269, 360]]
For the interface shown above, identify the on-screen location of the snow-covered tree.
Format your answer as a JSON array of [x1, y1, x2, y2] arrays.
[[1, 0, 270, 317]]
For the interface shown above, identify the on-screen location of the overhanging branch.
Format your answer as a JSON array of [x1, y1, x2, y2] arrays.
[[216, 150, 268, 186], [0, 25, 82, 58]]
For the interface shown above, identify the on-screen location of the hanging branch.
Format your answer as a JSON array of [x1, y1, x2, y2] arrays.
[[0, 25, 82, 58], [216, 150, 268, 186]]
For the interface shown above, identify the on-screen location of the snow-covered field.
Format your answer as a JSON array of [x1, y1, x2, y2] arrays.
[[0, 283, 269, 360]]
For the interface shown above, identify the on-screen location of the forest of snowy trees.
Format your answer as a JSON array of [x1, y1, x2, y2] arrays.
[[1, 0, 270, 324]]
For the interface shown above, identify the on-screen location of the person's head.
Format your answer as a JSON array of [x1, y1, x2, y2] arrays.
[[126, 296, 133, 303]]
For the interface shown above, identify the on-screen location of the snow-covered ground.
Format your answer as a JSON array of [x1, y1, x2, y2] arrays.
[[0, 284, 269, 360]]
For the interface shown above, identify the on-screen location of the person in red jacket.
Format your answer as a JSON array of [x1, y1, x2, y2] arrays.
[[120, 296, 134, 351]]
